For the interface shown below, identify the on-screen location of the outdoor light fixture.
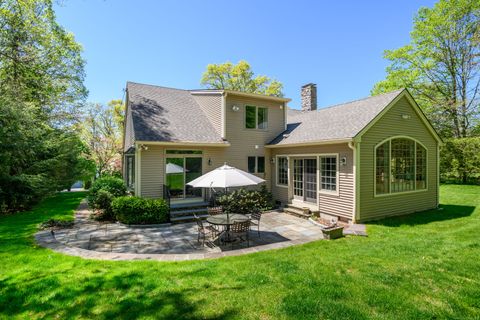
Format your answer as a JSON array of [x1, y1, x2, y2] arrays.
[[341, 156, 347, 166], [208, 158, 212, 166], [255, 145, 259, 149], [271, 157, 275, 164], [401, 114, 411, 119], [140, 144, 148, 151], [232, 105, 240, 112], [280, 105, 283, 109]]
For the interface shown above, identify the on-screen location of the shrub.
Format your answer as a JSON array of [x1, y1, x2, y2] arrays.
[[91, 189, 115, 221], [217, 185, 273, 214], [84, 179, 92, 190], [112, 196, 169, 225], [87, 176, 126, 207]]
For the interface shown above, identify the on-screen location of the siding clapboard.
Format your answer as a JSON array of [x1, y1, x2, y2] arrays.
[[359, 96, 438, 221]]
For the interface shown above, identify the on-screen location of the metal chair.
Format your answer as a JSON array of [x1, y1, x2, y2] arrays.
[[230, 220, 250, 248], [207, 206, 223, 215], [194, 215, 217, 247], [249, 211, 262, 237]]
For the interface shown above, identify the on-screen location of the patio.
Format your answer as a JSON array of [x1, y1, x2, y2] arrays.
[[36, 201, 333, 261]]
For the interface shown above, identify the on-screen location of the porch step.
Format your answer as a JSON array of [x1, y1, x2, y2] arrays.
[[170, 213, 209, 223], [170, 201, 209, 209], [283, 205, 311, 219]]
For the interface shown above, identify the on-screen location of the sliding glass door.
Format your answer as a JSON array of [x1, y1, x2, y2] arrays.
[[292, 158, 317, 204], [166, 157, 202, 199]]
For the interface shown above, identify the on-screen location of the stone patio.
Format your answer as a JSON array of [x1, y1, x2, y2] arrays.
[[35, 201, 364, 261]]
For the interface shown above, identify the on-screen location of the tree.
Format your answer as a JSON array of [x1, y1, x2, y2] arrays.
[[200, 60, 284, 97], [372, 0, 480, 139], [80, 102, 123, 178], [0, 0, 88, 212]]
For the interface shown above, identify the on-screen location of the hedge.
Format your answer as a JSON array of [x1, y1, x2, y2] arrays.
[[112, 196, 169, 225]]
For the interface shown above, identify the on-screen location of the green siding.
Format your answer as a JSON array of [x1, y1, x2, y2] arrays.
[[358, 96, 438, 221]]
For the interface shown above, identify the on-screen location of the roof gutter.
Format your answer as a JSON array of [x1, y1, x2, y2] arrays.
[[135, 141, 230, 147], [265, 138, 353, 148]]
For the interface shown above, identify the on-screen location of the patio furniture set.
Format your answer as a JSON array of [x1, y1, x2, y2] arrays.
[[195, 206, 262, 248]]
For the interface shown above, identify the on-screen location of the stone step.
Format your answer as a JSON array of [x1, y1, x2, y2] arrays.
[[170, 208, 209, 217], [283, 206, 311, 219], [170, 213, 209, 223], [170, 201, 209, 210]]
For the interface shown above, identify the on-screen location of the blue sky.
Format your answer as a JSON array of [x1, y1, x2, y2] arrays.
[[55, 0, 436, 109]]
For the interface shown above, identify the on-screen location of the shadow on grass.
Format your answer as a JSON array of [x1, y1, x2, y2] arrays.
[[0, 271, 236, 319], [370, 204, 476, 227]]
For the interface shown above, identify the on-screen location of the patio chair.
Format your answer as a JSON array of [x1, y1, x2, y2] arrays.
[[194, 215, 217, 247], [207, 206, 223, 215], [249, 211, 262, 237], [230, 220, 250, 248]]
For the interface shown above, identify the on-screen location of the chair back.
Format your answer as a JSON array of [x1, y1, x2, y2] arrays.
[[232, 220, 250, 233], [208, 206, 223, 216], [251, 211, 262, 222], [194, 214, 204, 230]]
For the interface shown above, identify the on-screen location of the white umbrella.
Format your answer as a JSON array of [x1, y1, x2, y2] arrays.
[[186, 163, 265, 189], [166, 163, 187, 174]]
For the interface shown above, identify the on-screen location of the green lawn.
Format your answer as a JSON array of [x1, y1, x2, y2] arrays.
[[1, 185, 479, 319]]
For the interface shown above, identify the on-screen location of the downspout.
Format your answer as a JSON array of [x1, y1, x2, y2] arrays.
[[348, 141, 358, 223]]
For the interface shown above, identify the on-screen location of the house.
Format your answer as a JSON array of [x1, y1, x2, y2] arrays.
[[123, 81, 442, 223]]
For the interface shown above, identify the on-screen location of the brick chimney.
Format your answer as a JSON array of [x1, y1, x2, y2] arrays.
[[301, 83, 317, 112]]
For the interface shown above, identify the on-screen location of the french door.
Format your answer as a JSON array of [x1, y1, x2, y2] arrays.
[[293, 158, 317, 203], [166, 157, 202, 199]]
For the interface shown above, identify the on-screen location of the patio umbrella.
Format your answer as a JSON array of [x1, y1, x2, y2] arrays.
[[166, 163, 187, 174], [186, 163, 265, 215]]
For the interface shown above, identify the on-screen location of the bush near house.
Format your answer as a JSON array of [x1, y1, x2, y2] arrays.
[[112, 196, 169, 225], [87, 176, 126, 220], [217, 185, 274, 214]]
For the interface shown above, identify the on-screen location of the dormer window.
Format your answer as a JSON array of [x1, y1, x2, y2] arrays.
[[245, 105, 268, 129]]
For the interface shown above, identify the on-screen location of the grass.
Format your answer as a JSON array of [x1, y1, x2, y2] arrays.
[[0, 185, 479, 319]]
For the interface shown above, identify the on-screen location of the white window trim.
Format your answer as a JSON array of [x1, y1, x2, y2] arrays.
[[276, 155, 289, 188], [319, 154, 340, 196], [245, 105, 268, 130], [374, 135, 428, 197]]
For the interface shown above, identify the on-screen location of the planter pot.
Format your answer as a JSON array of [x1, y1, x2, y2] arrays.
[[321, 226, 344, 240], [302, 207, 310, 216]]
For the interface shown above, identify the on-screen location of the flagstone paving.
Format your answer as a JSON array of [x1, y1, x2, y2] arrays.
[[35, 200, 364, 261]]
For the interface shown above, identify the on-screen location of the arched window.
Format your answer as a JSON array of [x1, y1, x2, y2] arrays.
[[375, 137, 427, 195]]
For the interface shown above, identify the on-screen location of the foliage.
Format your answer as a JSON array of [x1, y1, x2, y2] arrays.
[[91, 189, 115, 221], [1, 187, 480, 318], [79, 102, 123, 177], [87, 176, 126, 204], [39, 218, 74, 229], [112, 196, 169, 225], [372, 0, 480, 139], [0, 0, 89, 212], [217, 185, 273, 214], [441, 137, 480, 184], [201, 60, 284, 97]]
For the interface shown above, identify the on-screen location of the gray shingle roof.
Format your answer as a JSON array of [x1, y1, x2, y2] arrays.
[[127, 82, 225, 144], [270, 89, 404, 145]]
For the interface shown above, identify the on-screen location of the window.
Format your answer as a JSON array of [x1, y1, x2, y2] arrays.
[[248, 156, 265, 174], [320, 156, 337, 192], [375, 137, 427, 195], [125, 155, 135, 188], [277, 157, 288, 186], [245, 105, 268, 129]]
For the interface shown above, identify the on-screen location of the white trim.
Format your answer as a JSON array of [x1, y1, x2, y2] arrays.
[[224, 89, 291, 102], [318, 154, 340, 196], [221, 92, 227, 139], [275, 155, 289, 188], [246, 155, 266, 174], [373, 136, 428, 198], [266, 139, 353, 148], [348, 141, 357, 221], [135, 141, 230, 147], [135, 142, 141, 196]]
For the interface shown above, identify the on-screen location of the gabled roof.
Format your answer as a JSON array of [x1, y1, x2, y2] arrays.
[[269, 89, 405, 146], [126, 82, 226, 144]]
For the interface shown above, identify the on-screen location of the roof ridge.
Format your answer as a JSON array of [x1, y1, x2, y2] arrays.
[[126, 81, 189, 92], [295, 88, 405, 114]]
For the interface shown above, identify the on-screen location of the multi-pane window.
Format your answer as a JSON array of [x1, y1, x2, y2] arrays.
[[375, 138, 427, 195], [245, 105, 268, 129], [320, 156, 337, 192], [277, 157, 288, 186], [248, 156, 265, 174], [125, 155, 135, 188]]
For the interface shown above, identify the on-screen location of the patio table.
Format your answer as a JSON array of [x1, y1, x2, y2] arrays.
[[206, 214, 249, 243]]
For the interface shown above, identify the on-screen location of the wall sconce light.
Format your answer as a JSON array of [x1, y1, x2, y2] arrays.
[[232, 105, 240, 112], [255, 145, 259, 149], [280, 105, 283, 109], [401, 114, 411, 119], [140, 144, 149, 151], [340, 156, 347, 166], [208, 158, 212, 166], [271, 157, 275, 164]]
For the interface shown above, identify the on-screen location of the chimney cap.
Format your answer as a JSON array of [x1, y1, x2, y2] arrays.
[[301, 83, 316, 88]]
